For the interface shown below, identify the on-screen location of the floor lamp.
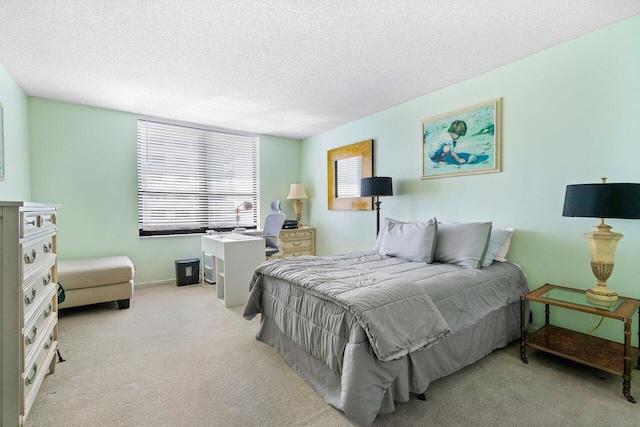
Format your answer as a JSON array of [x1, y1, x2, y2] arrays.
[[361, 177, 393, 236]]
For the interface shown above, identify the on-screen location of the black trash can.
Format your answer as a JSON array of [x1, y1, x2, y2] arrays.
[[175, 258, 200, 286]]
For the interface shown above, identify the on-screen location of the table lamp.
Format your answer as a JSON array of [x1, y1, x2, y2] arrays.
[[235, 201, 253, 230], [562, 178, 640, 303], [287, 183, 308, 226], [361, 177, 393, 236]]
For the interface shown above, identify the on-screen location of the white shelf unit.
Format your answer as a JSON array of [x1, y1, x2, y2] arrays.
[[201, 233, 265, 308]]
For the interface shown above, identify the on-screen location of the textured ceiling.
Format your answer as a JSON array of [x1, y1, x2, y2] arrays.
[[0, 1, 639, 139]]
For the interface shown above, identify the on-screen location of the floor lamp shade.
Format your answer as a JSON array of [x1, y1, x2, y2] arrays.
[[361, 177, 393, 236], [361, 177, 393, 198], [562, 180, 640, 304]]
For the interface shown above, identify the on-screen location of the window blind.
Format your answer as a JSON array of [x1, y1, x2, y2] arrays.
[[137, 118, 258, 236], [335, 155, 362, 198]]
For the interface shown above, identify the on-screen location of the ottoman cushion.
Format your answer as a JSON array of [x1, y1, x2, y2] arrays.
[[59, 256, 134, 291]]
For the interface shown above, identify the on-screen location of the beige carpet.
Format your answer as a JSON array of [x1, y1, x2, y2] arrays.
[[27, 283, 639, 426]]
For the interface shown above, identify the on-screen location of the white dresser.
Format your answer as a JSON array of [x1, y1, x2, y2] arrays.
[[1, 202, 59, 426]]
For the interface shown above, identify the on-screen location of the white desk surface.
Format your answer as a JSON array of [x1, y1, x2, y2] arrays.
[[204, 232, 261, 242]]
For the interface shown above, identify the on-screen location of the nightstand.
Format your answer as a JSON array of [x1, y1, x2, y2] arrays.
[[270, 227, 315, 259], [521, 283, 640, 403]]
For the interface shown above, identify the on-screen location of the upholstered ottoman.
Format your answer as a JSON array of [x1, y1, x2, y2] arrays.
[[58, 256, 134, 309]]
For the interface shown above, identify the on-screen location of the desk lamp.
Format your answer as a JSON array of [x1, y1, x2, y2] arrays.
[[361, 177, 393, 236], [235, 201, 253, 230], [562, 178, 640, 303]]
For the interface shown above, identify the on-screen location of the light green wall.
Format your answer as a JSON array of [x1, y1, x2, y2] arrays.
[[28, 98, 301, 284], [302, 16, 640, 342], [258, 134, 303, 223], [0, 63, 31, 200]]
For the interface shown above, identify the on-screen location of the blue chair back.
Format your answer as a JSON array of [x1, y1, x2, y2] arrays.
[[263, 212, 285, 255]]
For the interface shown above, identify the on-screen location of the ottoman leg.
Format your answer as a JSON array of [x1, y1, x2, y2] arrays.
[[117, 299, 130, 309]]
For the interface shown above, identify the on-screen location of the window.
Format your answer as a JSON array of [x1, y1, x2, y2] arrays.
[[137, 118, 258, 236]]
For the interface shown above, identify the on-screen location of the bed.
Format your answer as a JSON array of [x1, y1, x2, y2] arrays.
[[243, 220, 528, 426]]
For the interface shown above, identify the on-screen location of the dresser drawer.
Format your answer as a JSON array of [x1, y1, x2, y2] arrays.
[[21, 232, 57, 281], [22, 291, 57, 365], [281, 250, 314, 258], [281, 229, 314, 241], [23, 262, 56, 323], [21, 210, 57, 238], [282, 239, 313, 252], [23, 322, 57, 420]]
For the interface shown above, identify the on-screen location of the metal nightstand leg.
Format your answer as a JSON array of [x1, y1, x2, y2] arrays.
[[623, 319, 636, 403], [520, 296, 528, 364]]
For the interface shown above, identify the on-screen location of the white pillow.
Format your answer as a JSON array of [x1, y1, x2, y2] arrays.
[[433, 221, 492, 269], [379, 218, 437, 263], [375, 218, 404, 252], [482, 226, 515, 266], [493, 227, 515, 262]]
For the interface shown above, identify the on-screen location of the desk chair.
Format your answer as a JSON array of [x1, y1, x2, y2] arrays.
[[264, 202, 286, 257]]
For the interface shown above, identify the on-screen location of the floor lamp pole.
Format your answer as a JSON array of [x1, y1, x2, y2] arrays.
[[374, 196, 382, 236]]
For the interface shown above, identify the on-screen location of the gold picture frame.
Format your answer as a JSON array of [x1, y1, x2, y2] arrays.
[[327, 139, 373, 210], [421, 98, 501, 179]]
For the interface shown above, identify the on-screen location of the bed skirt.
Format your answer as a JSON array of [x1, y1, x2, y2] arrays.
[[255, 300, 522, 425]]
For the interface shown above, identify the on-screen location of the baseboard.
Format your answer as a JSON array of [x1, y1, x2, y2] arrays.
[[134, 279, 176, 289]]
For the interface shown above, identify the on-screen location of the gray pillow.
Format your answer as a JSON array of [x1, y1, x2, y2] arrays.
[[434, 222, 492, 269], [482, 226, 514, 267], [379, 218, 437, 263]]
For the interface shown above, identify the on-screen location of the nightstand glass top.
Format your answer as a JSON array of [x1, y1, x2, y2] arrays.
[[540, 287, 624, 312]]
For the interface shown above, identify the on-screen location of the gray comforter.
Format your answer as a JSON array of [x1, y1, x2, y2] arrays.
[[243, 251, 528, 426], [244, 253, 450, 362]]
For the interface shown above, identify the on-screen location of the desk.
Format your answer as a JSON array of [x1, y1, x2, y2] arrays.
[[201, 233, 265, 308]]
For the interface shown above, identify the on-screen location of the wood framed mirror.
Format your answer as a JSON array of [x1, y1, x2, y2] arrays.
[[327, 139, 373, 210]]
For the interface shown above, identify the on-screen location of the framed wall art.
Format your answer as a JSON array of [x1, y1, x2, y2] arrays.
[[421, 98, 501, 179]]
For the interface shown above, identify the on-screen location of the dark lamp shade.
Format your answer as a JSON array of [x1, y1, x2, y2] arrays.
[[361, 177, 393, 197], [562, 183, 640, 219]]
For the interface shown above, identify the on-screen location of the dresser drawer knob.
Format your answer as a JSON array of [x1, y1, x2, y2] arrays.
[[43, 273, 52, 285], [25, 326, 38, 345], [24, 288, 37, 305], [24, 250, 37, 264], [44, 303, 53, 318], [25, 364, 38, 385], [292, 241, 302, 247], [26, 218, 37, 226], [43, 241, 53, 253], [44, 334, 54, 350]]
